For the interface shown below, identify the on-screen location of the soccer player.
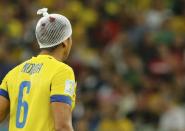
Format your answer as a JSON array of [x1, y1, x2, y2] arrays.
[[0, 8, 76, 131]]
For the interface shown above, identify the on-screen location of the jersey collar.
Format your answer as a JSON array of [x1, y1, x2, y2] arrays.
[[37, 54, 55, 59]]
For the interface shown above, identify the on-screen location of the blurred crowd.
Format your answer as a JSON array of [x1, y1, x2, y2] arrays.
[[0, 0, 185, 131]]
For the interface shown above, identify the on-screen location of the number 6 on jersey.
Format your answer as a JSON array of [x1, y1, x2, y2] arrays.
[[16, 81, 31, 128]]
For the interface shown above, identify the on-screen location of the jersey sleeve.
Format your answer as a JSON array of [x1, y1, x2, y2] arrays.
[[0, 74, 9, 100], [50, 66, 76, 109]]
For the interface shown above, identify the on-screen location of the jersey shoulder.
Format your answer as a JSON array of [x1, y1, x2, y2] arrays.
[[54, 60, 74, 74]]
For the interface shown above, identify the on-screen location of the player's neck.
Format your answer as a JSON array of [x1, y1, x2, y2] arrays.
[[39, 51, 65, 62]]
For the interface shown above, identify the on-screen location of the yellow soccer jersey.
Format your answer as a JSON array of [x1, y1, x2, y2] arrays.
[[0, 55, 76, 131]]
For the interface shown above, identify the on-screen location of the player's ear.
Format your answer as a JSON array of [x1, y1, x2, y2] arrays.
[[61, 42, 67, 48], [62, 38, 70, 48], [62, 37, 71, 48]]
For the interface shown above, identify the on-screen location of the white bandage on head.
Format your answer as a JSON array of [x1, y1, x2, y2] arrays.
[[35, 8, 72, 48]]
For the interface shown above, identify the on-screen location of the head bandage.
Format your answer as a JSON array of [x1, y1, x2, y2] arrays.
[[35, 8, 72, 48]]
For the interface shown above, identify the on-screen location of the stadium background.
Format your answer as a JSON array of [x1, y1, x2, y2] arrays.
[[0, 0, 185, 131]]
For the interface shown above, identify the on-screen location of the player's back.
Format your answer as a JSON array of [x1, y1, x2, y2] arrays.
[[5, 55, 75, 131]]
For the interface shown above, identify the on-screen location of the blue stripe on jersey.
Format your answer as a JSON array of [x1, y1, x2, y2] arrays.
[[0, 89, 9, 100], [50, 95, 72, 106]]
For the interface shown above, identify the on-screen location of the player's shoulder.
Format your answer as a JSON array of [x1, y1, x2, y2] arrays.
[[56, 61, 74, 73], [53, 62, 75, 80]]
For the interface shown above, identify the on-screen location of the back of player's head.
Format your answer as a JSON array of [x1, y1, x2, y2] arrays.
[[35, 8, 72, 49]]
